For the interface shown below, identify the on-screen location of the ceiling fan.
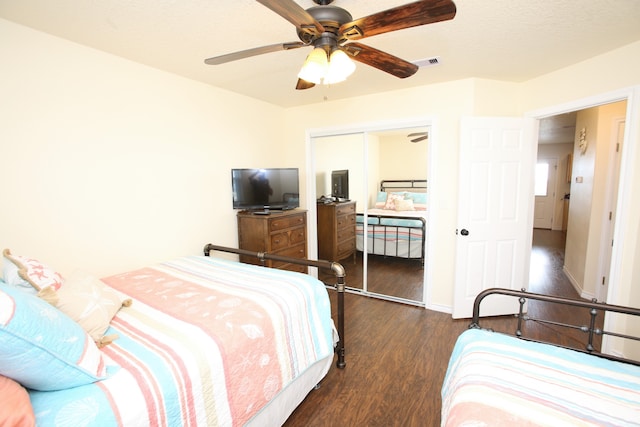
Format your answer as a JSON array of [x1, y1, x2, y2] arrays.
[[204, 0, 457, 90]]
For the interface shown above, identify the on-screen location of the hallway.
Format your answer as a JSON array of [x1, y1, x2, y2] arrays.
[[525, 228, 603, 350], [529, 228, 578, 298]]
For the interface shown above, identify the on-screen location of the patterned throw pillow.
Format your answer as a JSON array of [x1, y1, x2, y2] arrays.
[[0, 285, 108, 391], [395, 199, 415, 211], [38, 270, 132, 347], [2, 249, 63, 292], [384, 193, 405, 210]]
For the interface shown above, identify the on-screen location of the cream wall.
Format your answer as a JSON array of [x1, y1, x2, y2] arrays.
[[314, 134, 365, 211], [564, 107, 599, 294], [566, 102, 627, 299], [0, 19, 288, 276], [377, 134, 428, 183]]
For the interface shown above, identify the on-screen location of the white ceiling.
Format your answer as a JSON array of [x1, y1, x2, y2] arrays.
[[2, 0, 640, 110]]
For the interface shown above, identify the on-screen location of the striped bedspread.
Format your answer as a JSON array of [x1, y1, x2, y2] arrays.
[[28, 256, 335, 426], [357, 209, 426, 230], [441, 328, 640, 426]]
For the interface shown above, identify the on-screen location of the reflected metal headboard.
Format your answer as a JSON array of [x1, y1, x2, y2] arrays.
[[380, 179, 427, 192]]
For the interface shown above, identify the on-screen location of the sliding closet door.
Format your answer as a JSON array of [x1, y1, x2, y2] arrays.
[[312, 123, 430, 306], [314, 133, 365, 291], [364, 128, 428, 303]]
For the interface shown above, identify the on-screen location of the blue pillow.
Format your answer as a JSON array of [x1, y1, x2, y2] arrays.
[[0, 284, 108, 391], [404, 192, 427, 210]]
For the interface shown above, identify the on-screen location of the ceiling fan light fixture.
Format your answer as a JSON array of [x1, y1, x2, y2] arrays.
[[324, 48, 356, 84], [297, 47, 329, 84]]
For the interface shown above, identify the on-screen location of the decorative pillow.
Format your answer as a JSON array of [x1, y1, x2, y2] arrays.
[[395, 199, 415, 212], [2, 255, 34, 294], [0, 284, 108, 391], [384, 193, 405, 210], [374, 191, 388, 209], [38, 270, 132, 347], [0, 375, 35, 427], [404, 192, 427, 211], [2, 249, 63, 292]]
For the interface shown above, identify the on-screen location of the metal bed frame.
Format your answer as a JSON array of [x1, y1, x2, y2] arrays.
[[203, 243, 346, 369], [357, 179, 428, 265], [471, 288, 640, 366], [378, 179, 427, 192]]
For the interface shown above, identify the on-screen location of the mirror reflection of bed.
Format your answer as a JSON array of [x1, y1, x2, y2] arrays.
[[314, 126, 429, 304]]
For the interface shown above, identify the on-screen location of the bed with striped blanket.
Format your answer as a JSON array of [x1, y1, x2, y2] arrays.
[[441, 328, 640, 426], [27, 255, 337, 426], [356, 209, 426, 261]]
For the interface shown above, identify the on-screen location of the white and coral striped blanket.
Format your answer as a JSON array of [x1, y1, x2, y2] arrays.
[[28, 256, 335, 426], [441, 328, 640, 426]]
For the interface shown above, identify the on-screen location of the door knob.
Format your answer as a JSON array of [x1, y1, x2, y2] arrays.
[[460, 229, 469, 236]]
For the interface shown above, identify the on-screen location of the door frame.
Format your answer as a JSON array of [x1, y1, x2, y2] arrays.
[[527, 86, 640, 356], [596, 117, 625, 303], [305, 116, 438, 308]]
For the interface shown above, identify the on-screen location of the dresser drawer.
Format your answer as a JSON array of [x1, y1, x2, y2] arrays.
[[337, 213, 356, 230], [270, 214, 305, 232], [335, 203, 356, 216], [337, 226, 355, 241], [271, 228, 306, 250], [337, 240, 356, 258], [272, 244, 306, 259]]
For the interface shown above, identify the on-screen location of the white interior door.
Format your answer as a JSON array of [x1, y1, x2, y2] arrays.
[[533, 157, 557, 229], [453, 117, 537, 319]]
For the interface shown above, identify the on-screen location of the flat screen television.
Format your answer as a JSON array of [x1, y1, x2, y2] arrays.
[[231, 168, 299, 211], [331, 169, 349, 200]]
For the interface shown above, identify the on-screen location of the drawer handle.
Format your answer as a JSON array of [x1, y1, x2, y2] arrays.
[[274, 239, 281, 244]]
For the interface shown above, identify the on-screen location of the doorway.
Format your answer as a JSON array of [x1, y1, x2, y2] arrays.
[[533, 100, 627, 303]]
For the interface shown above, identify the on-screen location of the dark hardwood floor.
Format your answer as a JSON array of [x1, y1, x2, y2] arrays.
[[285, 229, 600, 426], [318, 252, 425, 301]]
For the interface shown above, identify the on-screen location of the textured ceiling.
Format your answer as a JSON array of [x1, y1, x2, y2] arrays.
[[1, 0, 640, 109]]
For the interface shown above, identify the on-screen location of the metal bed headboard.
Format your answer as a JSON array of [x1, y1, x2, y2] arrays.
[[380, 179, 427, 192], [471, 288, 640, 366]]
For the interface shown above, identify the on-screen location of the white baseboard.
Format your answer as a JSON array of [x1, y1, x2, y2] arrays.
[[426, 302, 452, 314], [563, 265, 596, 300]]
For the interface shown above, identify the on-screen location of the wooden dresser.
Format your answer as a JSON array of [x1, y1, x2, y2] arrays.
[[237, 209, 307, 273], [317, 200, 356, 263]]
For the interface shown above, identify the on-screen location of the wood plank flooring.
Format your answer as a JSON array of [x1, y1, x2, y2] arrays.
[[318, 252, 425, 302], [285, 230, 600, 426]]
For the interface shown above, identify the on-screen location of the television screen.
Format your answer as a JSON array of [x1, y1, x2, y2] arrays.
[[331, 169, 349, 200], [231, 168, 299, 211]]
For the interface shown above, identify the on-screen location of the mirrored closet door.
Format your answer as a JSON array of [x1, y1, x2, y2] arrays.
[[312, 123, 430, 305]]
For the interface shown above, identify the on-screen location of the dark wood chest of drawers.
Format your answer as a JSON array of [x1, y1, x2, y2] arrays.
[[317, 201, 356, 262], [237, 209, 307, 273]]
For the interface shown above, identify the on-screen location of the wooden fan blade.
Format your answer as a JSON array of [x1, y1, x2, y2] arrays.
[[340, 0, 456, 40], [257, 0, 324, 35], [296, 79, 315, 90], [344, 42, 418, 79], [204, 42, 305, 65], [411, 135, 429, 142]]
